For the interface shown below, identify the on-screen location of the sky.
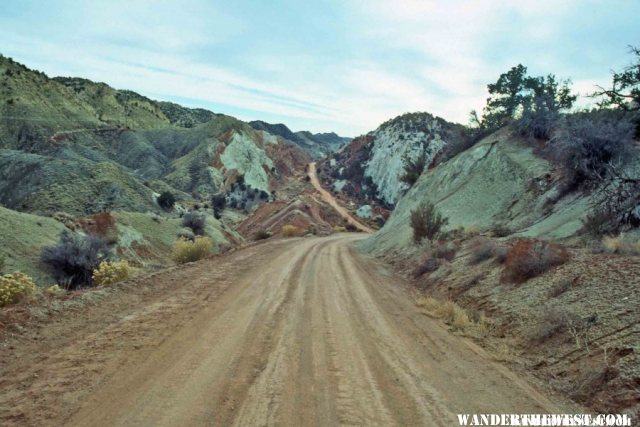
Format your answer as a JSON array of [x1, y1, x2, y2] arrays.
[[0, 1, 638, 136]]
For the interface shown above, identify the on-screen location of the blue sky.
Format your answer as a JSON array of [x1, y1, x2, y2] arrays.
[[0, 0, 638, 136]]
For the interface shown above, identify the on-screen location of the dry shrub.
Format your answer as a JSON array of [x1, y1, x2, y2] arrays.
[[0, 272, 37, 307], [491, 342, 519, 362], [172, 236, 212, 264], [282, 224, 302, 237], [469, 237, 508, 264], [548, 279, 572, 298], [44, 284, 65, 297], [530, 306, 567, 343], [254, 229, 271, 241], [469, 237, 496, 264], [41, 231, 114, 289], [413, 257, 440, 278], [601, 235, 640, 255], [502, 239, 569, 284], [432, 240, 457, 261], [410, 202, 448, 243], [531, 305, 596, 349], [491, 222, 513, 237], [79, 212, 118, 244], [182, 211, 207, 236], [333, 226, 347, 232], [92, 261, 131, 287], [492, 245, 508, 264], [345, 223, 359, 232], [464, 226, 480, 237], [416, 297, 484, 333]]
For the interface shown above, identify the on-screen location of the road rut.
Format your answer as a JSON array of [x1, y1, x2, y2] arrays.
[[53, 234, 566, 426]]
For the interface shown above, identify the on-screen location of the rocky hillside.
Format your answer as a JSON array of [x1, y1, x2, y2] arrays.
[[0, 55, 311, 216], [356, 120, 640, 418], [249, 120, 349, 159], [318, 112, 468, 208], [360, 128, 592, 254]]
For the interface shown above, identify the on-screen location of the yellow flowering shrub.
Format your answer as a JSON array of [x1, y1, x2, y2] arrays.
[[0, 272, 37, 307], [92, 261, 131, 287], [281, 224, 302, 237], [44, 284, 65, 296], [172, 236, 212, 264]]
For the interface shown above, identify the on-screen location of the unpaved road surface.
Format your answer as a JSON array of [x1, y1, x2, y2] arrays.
[[308, 162, 375, 233], [1, 235, 569, 426]]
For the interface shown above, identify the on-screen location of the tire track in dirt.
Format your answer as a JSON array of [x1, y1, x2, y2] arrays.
[[2, 234, 575, 426]]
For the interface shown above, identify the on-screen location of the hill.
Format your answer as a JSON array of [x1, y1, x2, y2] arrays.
[[249, 120, 350, 159], [0, 55, 312, 216]]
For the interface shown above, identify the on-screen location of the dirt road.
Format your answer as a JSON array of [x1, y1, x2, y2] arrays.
[[308, 162, 375, 233], [1, 235, 569, 426]]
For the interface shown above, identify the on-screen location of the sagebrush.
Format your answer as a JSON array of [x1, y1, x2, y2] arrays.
[[0, 272, 37, 307], [282, 224, 302, 237], [410, 202, 448, 243], [172, 236, 212, 264], [502, 239, 569, 284], [92, 261, 131, 287], [41, 231, 114, 289], [182, 211, 207, 236]]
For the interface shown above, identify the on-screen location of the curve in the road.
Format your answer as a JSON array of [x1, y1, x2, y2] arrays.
[[307, 162, 375, 233]]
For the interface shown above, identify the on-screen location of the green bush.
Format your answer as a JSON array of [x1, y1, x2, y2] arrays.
[[157, 191, 176, 210]]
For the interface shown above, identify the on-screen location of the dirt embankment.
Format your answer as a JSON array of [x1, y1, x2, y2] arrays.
[[374, 237, 640, 419], [0, 235, 576, 426]]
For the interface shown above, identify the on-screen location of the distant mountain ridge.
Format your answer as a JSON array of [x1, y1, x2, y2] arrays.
[[249, 120, 350, 159], [0, 54, 312, 215]]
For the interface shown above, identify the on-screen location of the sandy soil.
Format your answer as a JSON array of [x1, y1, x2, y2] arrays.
[[0, 234, 575, 426]]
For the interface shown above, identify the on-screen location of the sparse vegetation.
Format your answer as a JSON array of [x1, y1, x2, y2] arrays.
[[171, 236, 212, 264], [410, 202, 448, 243], [530, 306, 567, 343], [431, 240, 457, 261], [501, 239, 569, 284], [548, 279, 572, 298], [0, 272, 37, 307], [490, 222, 512, 237], [92, 261, 131, 287], [531, 305, 596, 350], [41, 231, 114, 289]]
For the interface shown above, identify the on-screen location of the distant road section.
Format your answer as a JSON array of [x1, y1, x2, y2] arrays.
[[307, 162, 375, 233]]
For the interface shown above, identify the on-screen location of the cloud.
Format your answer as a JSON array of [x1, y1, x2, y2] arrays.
[[0, 0, 638, 135]]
